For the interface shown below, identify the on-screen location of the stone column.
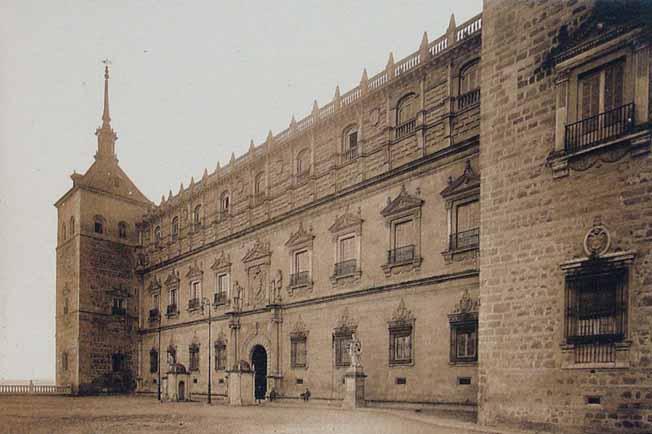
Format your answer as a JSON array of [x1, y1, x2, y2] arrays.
[[268, 306, 283, 395]]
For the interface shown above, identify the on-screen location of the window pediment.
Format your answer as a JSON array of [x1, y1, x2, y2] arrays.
[[329, 209, 363, 235], [147, 277, 162, 294], [440, 160, 480, 199], [210, 252, 231, 272], [106, 285, 131, 298], [290, 315, 309, 338], [242, 239, 271, 263], [389, 298, 415, 329], [381, 185, 423, 217], [185, 262, 203, 280], [449, 289, 479, 323], [334, 307, 358, 335], [286, 222, 314, 248], [164, 269, 180, 287]]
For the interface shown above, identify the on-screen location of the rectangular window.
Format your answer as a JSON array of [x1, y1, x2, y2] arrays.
[[394, 220, 414, 248], [170, 288, 177, 306], [565, 267, 627, 364], [150, 350, 158, 373], [217, 273, 230, 296], [450, 324, 478, 363], [334, 333, 352, 367], [112, 298, 126, 316], [339, 236, 355, 262], [189, 345, 200, 371], [190, 281, 201, 300], [294, 250, 309, 273], [452, 200, 480, 251], [291, 336, 307, 368], [215, 342, 226, 371], [389, 327, 413, 365], [112, 353, 125, 372], [62, 352, 68, 371]]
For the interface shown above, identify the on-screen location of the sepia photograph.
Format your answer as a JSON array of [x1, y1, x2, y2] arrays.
[[1, 1, 651, 433]]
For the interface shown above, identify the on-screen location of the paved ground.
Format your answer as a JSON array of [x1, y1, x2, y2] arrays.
[[0, 395, 506, 434]]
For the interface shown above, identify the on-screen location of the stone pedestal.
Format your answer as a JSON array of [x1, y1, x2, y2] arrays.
[[343, 366, 366, 409], [227, 361, 254, 406]]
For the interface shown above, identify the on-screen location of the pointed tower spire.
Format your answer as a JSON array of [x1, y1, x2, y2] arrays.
[[360, 68, 369, 95], [95, 60, 118, 161], [420, 31, 430, 61], [386, 52, 396, 79], [334, 85, 341, 110], [447, 14, 457, 46]]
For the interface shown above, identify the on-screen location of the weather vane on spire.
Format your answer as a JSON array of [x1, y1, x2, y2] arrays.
[[102, 58, 111, 79]]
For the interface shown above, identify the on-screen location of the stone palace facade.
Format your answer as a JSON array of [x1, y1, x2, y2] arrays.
[[55, 1, 652, 432]]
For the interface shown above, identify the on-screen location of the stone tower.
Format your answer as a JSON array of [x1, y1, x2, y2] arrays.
[[54, 64, 151, 394], [479, 1, 651, 433]]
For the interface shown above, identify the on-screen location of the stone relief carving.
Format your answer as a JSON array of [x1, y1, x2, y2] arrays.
[[348, 333, 362, 368], [584, 220, 611, 257], [270, 269, 283, 304]]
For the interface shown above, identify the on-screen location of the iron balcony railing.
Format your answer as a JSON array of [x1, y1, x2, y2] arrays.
[[458, 88, 480, 110], [214, 292, 227, 306], [112, 306, 126, 316], [290, 271, 310, 287], [148, 308, 160, 322], [343, 147, 359, 161], [334, 259, 357, 276], [166, 304, 178, 316], [188, 298, 201, 310], [449, 228, 480, 251], [395, 119, 416, 139], [387, 245, 416, 264], [565, 103, 635, 154]]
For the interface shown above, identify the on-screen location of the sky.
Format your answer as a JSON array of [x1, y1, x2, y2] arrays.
[[0, 0, 482, 382]]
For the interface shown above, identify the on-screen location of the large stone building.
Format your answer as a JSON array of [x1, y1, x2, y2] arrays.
[[55, 1, 652, 433]]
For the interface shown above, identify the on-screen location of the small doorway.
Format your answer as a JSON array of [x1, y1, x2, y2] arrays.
[[178, 381, 185, 401], [251, 345, 267, 400]]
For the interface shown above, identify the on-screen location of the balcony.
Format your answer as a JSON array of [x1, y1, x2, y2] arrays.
[[342, 147, 359, 162], [565, 103, 635, 154], [166, 304, 178, 317], [213, 292, 227, 306], [395, 119, 416, 139], [290, 271, 311, 287], [458, 88, 480, 110], [449, 228, 480, 251], [188, 298, 201, 310], [334, 259, 357, 277], [387, 245, 416, 265], [148, 308, 160, 323], [111, 306, 126, 316]]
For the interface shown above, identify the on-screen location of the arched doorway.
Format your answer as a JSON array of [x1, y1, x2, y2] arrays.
[[251, 345, 267, 400], [178, 381, 185, 401]]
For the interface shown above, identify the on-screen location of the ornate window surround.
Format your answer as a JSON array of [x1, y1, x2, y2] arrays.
[[214, 334, 227, 371], [290, 316, 309, 369], [440, 160, 480, 263], [388, 299, 415, 367], [380, 185, 424, 276], [547, 24, 650, 178], [241, 239, 272, 308], [285, 223, 315, 294], [559, 220, 634, 370], [328, 209, 363, 285], [164, 269, 180, 318], [448, 289, 479, 365], [186, 263, 203, 313], [211, 252, 231, 306]]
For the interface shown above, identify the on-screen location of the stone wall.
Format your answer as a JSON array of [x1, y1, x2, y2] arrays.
[[479, 1, 652, 433]]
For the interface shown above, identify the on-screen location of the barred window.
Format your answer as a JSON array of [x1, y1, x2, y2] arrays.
[[61, 352, 68, 371], [334, 331, 353, 367], [214, 341, 226, 371], [291, 335, 307, 368], [150, 349, 158, 373], [451, 325, 477, 362], [565, 265, 627, 364], [389, 325, 413, 365], [189, 344, 200, 371], [118, 221, 128, 239]]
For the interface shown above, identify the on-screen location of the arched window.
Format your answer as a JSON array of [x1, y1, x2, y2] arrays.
[[296, 149, 309, 176], [343, 126, 359, 161], [94, 215, 106, 234], [397, 94, 417, 125], [192, 205, 202, 229], [459, 60, 480, 95], [61, 223, 67, 241], [118, 222, 128, 239], [220, 191, 230, 215], [154, 226, 161, 244], [254, 172, 265, 196], [171, 216, 179, 241], [69, 216, 75, 236]]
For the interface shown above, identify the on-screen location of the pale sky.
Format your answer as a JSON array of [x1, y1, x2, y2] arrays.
[[0, 0, 481, 381]]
